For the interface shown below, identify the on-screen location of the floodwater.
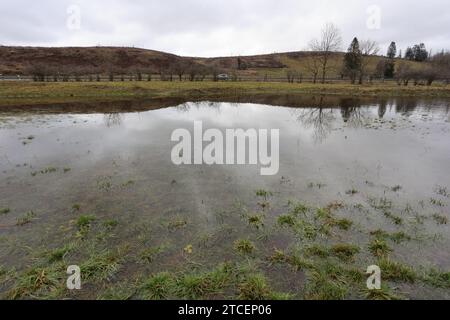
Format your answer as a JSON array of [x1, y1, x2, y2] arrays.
[[0, 96, 449, 299]]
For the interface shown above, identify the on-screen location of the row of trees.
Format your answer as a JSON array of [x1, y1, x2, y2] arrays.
[[28, 61, 228, 82], [303, 23, 449, 86]]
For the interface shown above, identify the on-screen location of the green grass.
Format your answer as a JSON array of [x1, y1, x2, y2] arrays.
[[16, 211, 36, 226], [80, 248, 124, 281], [255, 189, 273, 199], [234, 239, 255, 255], [305, 245, 330, 258], [1, 81, 449, 107], [432, 213, 448, 225], [46, 243, 75, 263], [7, 265, 63, 299], [277, 214, 296, 227], [167, 218, 188, 231], [422, 269, 450, 288], [141, 272, 174, 300], [238, 273, 290, 300], [345, 188, 359, 195], [247, 214, 265, 230], [334, 218, 353, 231], [304, 262, 350, 300], [0, 208, 10, 215], [378, 258, 416, 283], [139, 246, 165, 264], [75, 215, 96, 230], [363, 285, 403, 300], [368, 239, 393, 258], [330, 244, 360, 261]]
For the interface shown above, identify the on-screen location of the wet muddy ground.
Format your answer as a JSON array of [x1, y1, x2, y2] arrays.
[[0, 97, 449, 300]]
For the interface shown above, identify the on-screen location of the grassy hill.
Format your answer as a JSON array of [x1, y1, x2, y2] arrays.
[[0, 46, 425, 80]]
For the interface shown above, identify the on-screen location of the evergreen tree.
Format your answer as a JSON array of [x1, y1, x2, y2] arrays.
[[405, 47, 414, 60], [387, 42, 397, 59], [344, 37, 362, 84]]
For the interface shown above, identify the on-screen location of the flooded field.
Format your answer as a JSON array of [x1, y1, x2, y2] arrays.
[[0, 96, 449, 300]]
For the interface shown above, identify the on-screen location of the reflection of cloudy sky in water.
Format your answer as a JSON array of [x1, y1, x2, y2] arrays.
[[1, 0, 449, 56], [0, 101, 449, 207]]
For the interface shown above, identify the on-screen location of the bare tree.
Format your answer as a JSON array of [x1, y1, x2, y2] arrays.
[[358, 39, 380, 84], [308, 23, 342, 83], [304, 53, 321, 83], [173, 61, 188, 81]]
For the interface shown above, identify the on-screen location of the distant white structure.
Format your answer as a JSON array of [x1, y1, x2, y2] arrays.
[[217, 74, 229, 81]]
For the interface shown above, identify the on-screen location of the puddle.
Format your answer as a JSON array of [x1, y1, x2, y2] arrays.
[[0, 96, 449, 299]]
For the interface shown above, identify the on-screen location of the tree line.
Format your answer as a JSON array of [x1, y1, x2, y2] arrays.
[[27, 61, 230, 83], [301, 23, 450, 85]]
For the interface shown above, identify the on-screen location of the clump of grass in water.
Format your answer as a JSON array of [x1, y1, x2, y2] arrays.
[[288, 201, 309, 215], [422, 269, 450, 288], [0, 208, 10, 215], [16, 211, 36, 226], [432, 213, 448, 225], [7, 265, 63, 299], [121, 180, 135, 188], [141, 272, 174, 300], [335, 218, 353, 231], [390, 232, 412, 243], [167, 218, 187, 231], [76, 215, 96, 230], [176, 263, 235, 299], [238, 273, 291, 300], [40, 167, 57, 174], [304, 262, 350, 300], [255, 189, 272, 200], [139, 246, 164, 264], [277, 214, 296, 227], [234, 239, 255, 255], [46, 243, 75, 263], [80, 248, 125, 281], [434, 185, 449, 198], [268, 249, 287, 265], [305, 244, 330, 258], [378, 258, 416, 283], [345, 188, 359, 195], [383, 211, 403, 225], [247, 214, 265, 230], [363, 284, 403, 300], [307, 182, 327, 189], [368, 239, 392, 258], [370, 229, 411, 244], [430, 198, 445, 207], [368, 197, 393, 211], [103, 219, 119, 229], [330, 244, 360, 261]]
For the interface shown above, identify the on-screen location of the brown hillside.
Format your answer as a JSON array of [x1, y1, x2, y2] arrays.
[[0, 46, 423, 78]]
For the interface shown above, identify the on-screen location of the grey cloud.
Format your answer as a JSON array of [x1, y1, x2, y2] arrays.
[[0, 0, 448, 56]]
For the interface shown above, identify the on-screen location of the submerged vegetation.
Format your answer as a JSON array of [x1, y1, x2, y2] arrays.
[[1, 181, 447, 301]]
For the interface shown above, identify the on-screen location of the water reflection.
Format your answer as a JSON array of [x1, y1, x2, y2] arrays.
[[104, 113, 124, 127]]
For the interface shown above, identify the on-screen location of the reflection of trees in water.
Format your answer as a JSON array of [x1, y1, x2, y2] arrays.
[[292, 108, 336, 143], [104, 113, 123, 127], [378, 100, 387, 119], [339, 98, 370, 128], [175, 103, 191, 113], [293, 97, 376, 143], [175, 102, 223, 114], [395, 98, 419, 116]]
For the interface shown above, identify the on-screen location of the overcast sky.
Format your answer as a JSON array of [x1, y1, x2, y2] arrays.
[[0, 0, 449, 57]]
